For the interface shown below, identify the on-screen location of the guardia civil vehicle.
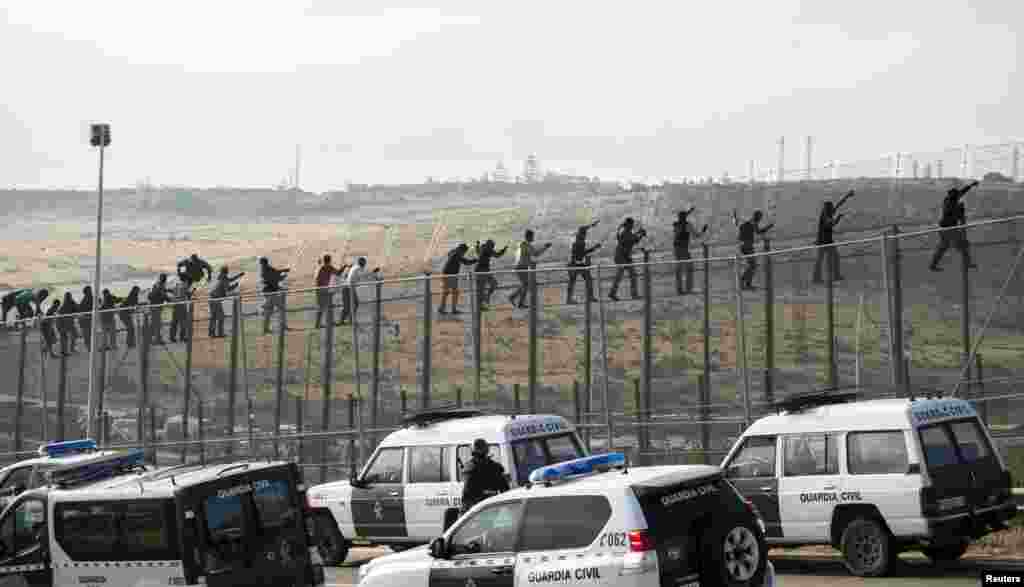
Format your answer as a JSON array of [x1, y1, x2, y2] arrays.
[[356, 453, 776, 587], [721, 390, 1016, 577], [306, 408, 589, 564], [0, 441, 325, 586], [0, 439, 108, 510]]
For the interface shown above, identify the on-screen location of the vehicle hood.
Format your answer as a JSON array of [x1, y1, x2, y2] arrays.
[[362, 545, 431, 573]]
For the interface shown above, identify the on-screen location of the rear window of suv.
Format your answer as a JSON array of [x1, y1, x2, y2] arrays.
[[518, 496, 610, 551], [920, 418, 994, 467]]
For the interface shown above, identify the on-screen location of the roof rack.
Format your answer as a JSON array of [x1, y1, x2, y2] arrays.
[[774, 389, 859, 414], [401, 405, 487, 427]]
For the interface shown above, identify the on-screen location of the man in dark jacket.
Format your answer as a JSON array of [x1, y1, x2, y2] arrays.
[[930, 180, 979, 271], [460, 439, 510, 515], [812, 190, 853, 283], [474, 240, 508, 310], [672, 208, 708, 295], [168, 280, 192, 343], [177, 254, 213, 287], [567, 221, 602, 304], [147, 274, 171, 344], [40, 299, 60, 358], [77, 286, 94, 351], [609, 217, 646, 301], [439, 244, 477, 315], [58, 292, 79, 355], [735, 210, 774, 290], [119, 286, 141, 348], [209, 266, 244, 338], [260, 257, 290, 335]]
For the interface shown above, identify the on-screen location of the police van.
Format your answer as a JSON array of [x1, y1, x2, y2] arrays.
[[0, 439, 108, 510], [356, 452, 776, 587], [0, 442, 325, 586], [720, 391, 1016, 577], [306, 408, 589, 564]]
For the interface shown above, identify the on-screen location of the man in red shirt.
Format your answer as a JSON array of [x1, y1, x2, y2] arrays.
[[314, 254, 344, 328]]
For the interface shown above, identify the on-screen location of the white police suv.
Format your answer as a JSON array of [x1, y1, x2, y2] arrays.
[[721, 391, 1016, 577], [0, 442, 324, 586], [0, 439, 106, 510], [306, 408, 589, 564], [356, 453, 775, 587]]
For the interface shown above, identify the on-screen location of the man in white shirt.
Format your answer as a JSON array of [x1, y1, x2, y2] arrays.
[[340, 257, 367, 325]]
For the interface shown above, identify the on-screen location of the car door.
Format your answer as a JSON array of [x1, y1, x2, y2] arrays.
[[429, 500, 523, 587], [514, 495, 617, 587], [0, 468, 32, 511], [946, 419, 1006, 514], [404, 445, 457, 542], [352, 446, 408, 540], [723, 435, 782, 538], [0, 495, 51, 587], [778, 433, 842, 542]]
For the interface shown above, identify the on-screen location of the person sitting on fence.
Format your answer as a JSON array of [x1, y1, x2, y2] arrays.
[[41, 299, 60, 358], [209, 266, 244, 338], [260, 257, 290, 335], [99, 289, 121, 350], [77, 286, 94, 351], [673, 209, 708, 295], [508, 230, 552, 309], [439, 243, 477, 315], [2, 288, 48, 325], [812, 190, 853, 284], [609, 217, 646, 301], [58, 292, 80, 355], [567, 221, 601, 304], [929, 179, 980, 272], [147, 274, 172, 345], [474, 239, 507, 310], [314, 254, 345, 329], [169, 279, 192, 343], [177, 253, 214, 287], [734, 210, 774, 291], [119, 286, 141, 348]]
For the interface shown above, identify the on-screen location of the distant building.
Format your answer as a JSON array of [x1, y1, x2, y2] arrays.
[[493, 161, 509, 183], [523, 154, 540, 183]]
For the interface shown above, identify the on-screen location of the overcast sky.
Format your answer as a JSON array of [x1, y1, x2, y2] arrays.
[[1, 0, 1020, 191]]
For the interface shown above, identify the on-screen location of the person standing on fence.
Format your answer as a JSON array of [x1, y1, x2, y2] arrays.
[[439, 244, 477, 315], [460, 438, 510, 515], [314, 254, 344, 329], [208, 266, 244, 338], [340, 257, 375, 325], [177, 253, 213, 287], [812, 190, 853, 284], [673, 208, 708, 295], [169, 279, 192, 343], [735, 210, 774, 291], [98, 288, 121, 350], [474, 239, 507, 310], [119, 286, 141, 348], [508, 230, 552, 309], [929, 179, 980, 272], [58, 291, 80, 355], [260, 257, 290, 335], [567, 221, 601, 304], [77, 286, 94, 351], [41, 299, 60, 358], [2, 288, 48, 325], [147, 273, 171, 344], [609, 217, 646, 301]]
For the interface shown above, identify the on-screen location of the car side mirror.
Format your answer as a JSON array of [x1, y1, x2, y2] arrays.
[[429, 537, 447, 559], [350, 477, 367, 489]]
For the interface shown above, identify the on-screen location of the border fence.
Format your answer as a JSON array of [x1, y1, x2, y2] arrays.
[[1, 212, 1023, 484]]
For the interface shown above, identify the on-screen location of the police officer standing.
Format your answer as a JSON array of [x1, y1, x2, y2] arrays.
[[672, 208, 708, 295], [735, 210, 774, 291], [929, 179, 979, 272], [460, 438, 510, 515]]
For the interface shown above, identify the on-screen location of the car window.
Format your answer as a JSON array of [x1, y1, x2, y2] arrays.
[[203, 493, 247, 572], [949, 420, 992, 464], [518, 496, 610, 551], [847, 431, 909, 475], [409, 446, 450, 484], [512, 439, 548, 484], [456, 444, 502, 482], [55, 499, 178, 561], [544, 434, 583, 464], [725, 436, 776, 478], [920, 425, 958, 467], [449, 500, 523, 556], [0, 468, 31, 492], [363, 447, 404, 484], [783, 434, 839, 477], [253, 478, 297, 530], [0, 498, 46, 557]]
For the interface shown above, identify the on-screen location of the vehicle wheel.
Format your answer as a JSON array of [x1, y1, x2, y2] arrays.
[[840, 518, 894, 577], [700, 518, 767, 587], [313, 511, 349, 566], [923, 541, 968, 564]]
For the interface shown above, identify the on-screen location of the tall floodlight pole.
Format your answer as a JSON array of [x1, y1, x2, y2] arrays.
[[86, 123, 111, 440]]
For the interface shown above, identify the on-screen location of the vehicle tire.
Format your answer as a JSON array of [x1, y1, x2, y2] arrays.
[[923, 541, 968, 564], [700, 517, 767, 587], [313, 511, 349, 566], [839, 518, 894, 577]]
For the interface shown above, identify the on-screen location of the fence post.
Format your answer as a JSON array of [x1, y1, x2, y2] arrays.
[[420, 275, 432, 409], [513, 383, 521, 415], [455, 386, 462, 408], [136, 311, 149, 448], [103, 412, 111, 450], [227, 297, 241, 456], [296, 395, 304, 464], [763, 238, 774, 403], [641, 250, 653, 454], [826, 243, 837, 389], [149, 405, 157, 466], [583, 281, 593, 450], [372, 280, 383, 449], [97, 349, 106, 443], [633, 379, 643, 463], [471, 274, 482, 403], [975, 354, 987, 425], [702, 244, 711, 408], [734, 256, 753, 429], [348, 396, 357, 480], [14, 327, 27, 453], [197, 397, 205, 465], [40, 341, 48, 442], [57, 336, 68, 441], [274, 291, 287, 459], [960, 227, 972, 390], [400, 387, 407, 416], [699, 374, 710, 465], [528, 268, 539, 408], [355, 395, 365, 476], [573, 380, 582, 437], [596, 264, 613, 451], [182, 301, 194, 464], [889, 226, 906, 385], [320, 297, 336, 484]]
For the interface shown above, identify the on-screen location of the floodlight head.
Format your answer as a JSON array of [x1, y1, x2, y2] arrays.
[[90, 123, 111, 148]]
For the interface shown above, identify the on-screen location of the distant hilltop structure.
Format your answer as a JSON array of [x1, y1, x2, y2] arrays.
[[523, 154, 540, 183]]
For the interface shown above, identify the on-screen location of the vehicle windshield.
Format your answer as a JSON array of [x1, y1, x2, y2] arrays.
[[511, 433, 586, 483]]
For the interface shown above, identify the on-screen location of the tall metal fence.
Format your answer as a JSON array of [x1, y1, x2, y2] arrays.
[[1, 214, 1023, 483]]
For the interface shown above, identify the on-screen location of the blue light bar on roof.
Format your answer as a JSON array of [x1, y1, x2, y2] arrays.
[[38, 439, 98, 458], [528, 452, 626, 485], [48, 449, 145, 487]]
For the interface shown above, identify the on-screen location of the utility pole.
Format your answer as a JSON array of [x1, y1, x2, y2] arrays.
[[86, 123, 111, 440]]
